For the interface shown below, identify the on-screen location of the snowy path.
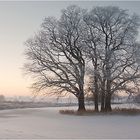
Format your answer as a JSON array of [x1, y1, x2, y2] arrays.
[[0, 107, 139, 139]]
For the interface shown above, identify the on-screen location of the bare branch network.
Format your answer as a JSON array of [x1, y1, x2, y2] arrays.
[[24, 5, 140, 112]]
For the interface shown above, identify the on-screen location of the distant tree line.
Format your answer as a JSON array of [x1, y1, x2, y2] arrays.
[[24, 5, 140, 112]]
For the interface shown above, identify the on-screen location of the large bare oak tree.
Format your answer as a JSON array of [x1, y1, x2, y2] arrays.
[[24, 5, 86, 111]]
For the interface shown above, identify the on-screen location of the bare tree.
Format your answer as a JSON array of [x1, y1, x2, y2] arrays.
[[24, 5, 140, 112], [83, 13, 101, 112], [84, 6, 140, 111], [24, 5, 87, 111]]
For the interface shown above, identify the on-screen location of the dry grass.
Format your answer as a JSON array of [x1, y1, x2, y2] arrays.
[[59, 109, 95, 116], [59, 108, 140, 116], [113, 108, 140, 115]]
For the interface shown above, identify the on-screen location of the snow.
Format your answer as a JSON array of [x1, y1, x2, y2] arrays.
[[0, 107, 139, 139]]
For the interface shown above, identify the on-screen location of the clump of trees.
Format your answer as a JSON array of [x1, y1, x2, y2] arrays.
[[0, 95, 5, 102], [24, 5, 140, 112]]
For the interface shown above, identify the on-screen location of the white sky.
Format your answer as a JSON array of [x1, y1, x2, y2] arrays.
[[0, 1, 140, 97]]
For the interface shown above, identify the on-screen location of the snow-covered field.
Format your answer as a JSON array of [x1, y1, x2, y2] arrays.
[[0, 106, 140, 139]]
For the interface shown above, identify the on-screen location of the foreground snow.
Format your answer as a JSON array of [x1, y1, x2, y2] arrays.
[[0, 107, 140, 139]]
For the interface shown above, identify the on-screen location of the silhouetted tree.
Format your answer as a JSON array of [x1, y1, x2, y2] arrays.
[[24, 5, 86, 111]]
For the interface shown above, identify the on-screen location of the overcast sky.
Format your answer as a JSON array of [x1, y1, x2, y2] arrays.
[[0, 1, 140, 97]]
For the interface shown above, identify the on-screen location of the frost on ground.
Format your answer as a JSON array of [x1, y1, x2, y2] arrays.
[[0, 107, 139, 139]]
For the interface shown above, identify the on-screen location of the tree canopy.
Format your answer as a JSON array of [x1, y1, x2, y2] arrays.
[[24, 5, 140, 112]]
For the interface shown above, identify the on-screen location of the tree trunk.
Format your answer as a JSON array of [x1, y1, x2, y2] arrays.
[[101, 92, 105, 111], [94, 81, 99, 112], [94, 64, 99, 112], [94, 93, 99, 112], [105, 94, 112, 111], [101, 80, 105, 112], [77, 91, 86, 112], [105, 79, 112, 112]]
